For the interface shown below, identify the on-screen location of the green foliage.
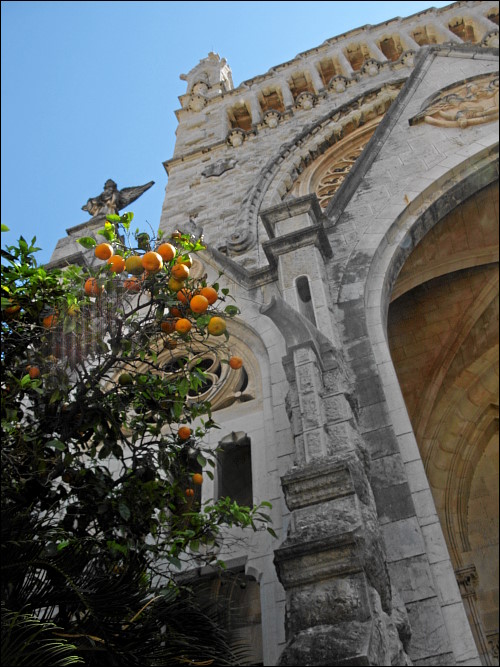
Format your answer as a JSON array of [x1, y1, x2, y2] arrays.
[[1, 217, 273, 665]]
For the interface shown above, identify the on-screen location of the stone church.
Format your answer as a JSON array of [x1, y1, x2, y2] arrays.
[[48, 1, 498, 665]]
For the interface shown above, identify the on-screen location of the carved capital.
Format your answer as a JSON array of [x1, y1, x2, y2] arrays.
[[455, 564, 479, 598]]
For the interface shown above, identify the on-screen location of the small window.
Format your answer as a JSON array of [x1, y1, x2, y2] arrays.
[[378, 35, 404, 61], [448, 17, 476, 42], [217, 433, 252, 506], [228, 103, 252, 132], [258, 87, 285, 114], [288, 71, 315, 100], [344, 43, 371, 71], [486, 10, 499, 25], [317, 57, 338, 87], [296, 275, 317, 326], [411, 26, 438, 46]]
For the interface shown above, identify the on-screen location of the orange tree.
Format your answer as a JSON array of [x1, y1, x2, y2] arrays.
[[1, 214, 274, 665]]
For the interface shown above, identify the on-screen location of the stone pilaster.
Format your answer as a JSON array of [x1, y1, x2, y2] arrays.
[[260, 196, 412, 665]]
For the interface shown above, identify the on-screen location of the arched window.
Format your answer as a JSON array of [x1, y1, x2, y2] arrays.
[[296, 275, 317, 326], [216, 432, 253, 506]]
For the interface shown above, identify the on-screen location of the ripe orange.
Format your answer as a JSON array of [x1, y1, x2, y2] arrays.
[[169, 306, 182, 318], [107, 255, 126, 273], [185, 488, 195, 497], [176, 289, 191, 304], [125, 255, 144, 276], [178, 426, 191, 441], [157, 243, 176, 262], [168, 277, 186, 292], [27, 365, 40, 379], [141, 251, 163, 273], [229, 356, 243, 370], [95, 243, 114, 261], [171, 263, 190, 281], [200, 286, 218, 305], [160, 319, 176, 334], [189, 294, 209, 314], [175, 318, 192, 334], [123, 277, 141, 292], [84, 278, 103, 297], [43, 313, 59, 328], [192, 473, 203, 486], [176, 254, 193, 268], [5, 300, 21, 316], [207, 316, 226, 336]]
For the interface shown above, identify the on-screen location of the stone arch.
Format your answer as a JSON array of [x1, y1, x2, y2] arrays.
[[362, 147, 498, 666], [226, 81, 404, 255]]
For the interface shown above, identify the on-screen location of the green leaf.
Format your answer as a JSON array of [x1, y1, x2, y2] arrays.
[[57, 540, 70, 551], [1, 224, 10, 232], [105, 214, 121, 223], [167, 555, 182, 569], [46, 439, 66, 451], [267, 527, 278, 538], [118, 502, 131, 520], [196, 453, 207, 467], [224, 305, 239, 316], [77, 236, 97, 249]]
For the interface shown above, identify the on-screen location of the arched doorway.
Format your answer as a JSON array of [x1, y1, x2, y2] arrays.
[[387, 181, 499, 665]]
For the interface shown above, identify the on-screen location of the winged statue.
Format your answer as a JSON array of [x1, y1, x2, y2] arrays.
[[81, 179, 155, 217]]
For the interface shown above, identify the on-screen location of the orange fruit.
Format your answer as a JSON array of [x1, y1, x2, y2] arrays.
[[27, 365, 40, 379], [107, 255, 126, 273], [125, 255, 144, 276], [176, 254, 193, 268], [169, 306, 182, 318], [229, 356, 243, 370], [95, 243, 114, 261], [168, 277, 186, 292], [171, 263, 190, 281], [123, 276, 141, 292], [141, 251, 163, 273], [185, 488, 195, 497], [43, 313, 59, 328], [192, 473, 203, 486], [84, 278, 103, 297], [160, 319, 176, 334], [5, 300, 21, 316], [200, 286, 218, 305], [207, 316, 226, 336], [176, 289, 191, 304], [178, 426, 191, 441], [118, 372, 133, 386], [157, 243, 176, 262], [175, 318, 192, 334], [189, 294, 209, 314]]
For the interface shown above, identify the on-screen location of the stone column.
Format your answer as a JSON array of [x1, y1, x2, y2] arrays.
[[260, 196, 412, 666]]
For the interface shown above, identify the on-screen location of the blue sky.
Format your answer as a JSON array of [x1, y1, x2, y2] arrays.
[[2, 1, 454, 265]]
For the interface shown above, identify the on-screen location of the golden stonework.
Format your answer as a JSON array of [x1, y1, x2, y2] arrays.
[[410, 72, 499, 128]]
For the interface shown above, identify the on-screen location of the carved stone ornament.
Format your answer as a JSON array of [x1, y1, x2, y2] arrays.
[[481, 30, 499, 48], [328, 75, 348, 93], [188, 94, 207, 112], [361, 58, 380, 77], [295, 91, 316, 110], [227, 128, 246, 147], [201, 158, 237, 178], [81, 179, 154, 217], [409, 72, 499, 128], [263, 109, 281, 128]]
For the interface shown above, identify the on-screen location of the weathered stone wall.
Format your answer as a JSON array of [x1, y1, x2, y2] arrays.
[[47, 2, 499, 664]]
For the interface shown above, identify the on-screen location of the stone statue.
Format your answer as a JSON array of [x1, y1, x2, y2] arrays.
[[81, 179, 154, 217]]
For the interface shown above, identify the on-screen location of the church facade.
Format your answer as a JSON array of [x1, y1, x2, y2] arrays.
[[48, 1, 499, 665]]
